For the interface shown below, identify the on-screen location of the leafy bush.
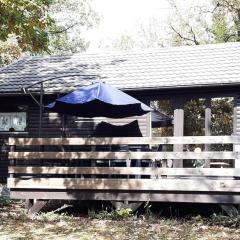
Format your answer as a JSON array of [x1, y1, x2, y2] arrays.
[[112, 208, 133, 219], [190, 213, 240, 228], [0, 185, 12, 206], [88, 209, 112, 220], [210, 213, 240, 228]]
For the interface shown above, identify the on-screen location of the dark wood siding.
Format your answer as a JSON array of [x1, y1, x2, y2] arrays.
[[0, 136, 8, 182], [28, 104, 63, 137], [65, 115, 150, 137], [28, 103, 150, 138], [0, 95, 150, 182]]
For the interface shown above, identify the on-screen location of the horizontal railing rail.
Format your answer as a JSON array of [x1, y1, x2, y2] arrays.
[[8, 135, 240, 146], [7, 178, 240, 192], [7, 136, 240, 200], [8, 166, 240, 176], [8, 151, 238, 160]]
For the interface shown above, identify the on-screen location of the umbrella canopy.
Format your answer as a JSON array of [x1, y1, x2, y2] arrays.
[[94, 120, 142, 137], [151, 110, 173, 128], [45, 82, 153, 118]]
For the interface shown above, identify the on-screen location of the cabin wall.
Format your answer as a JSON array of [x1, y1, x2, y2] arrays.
[[27, 104, 62, 138], [0, 136, 8, 183], [28, 103, 150, 138], [0, 96, 30, 182], [0, 95, 150, 182], [1, 88, 238, 183]]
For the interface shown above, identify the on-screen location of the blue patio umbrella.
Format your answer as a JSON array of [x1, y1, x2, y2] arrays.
[[151, 110, 173, 128], [45, 82, 153, 118]]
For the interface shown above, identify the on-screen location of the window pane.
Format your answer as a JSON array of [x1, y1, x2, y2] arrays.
[[0, 112, 26, 131]]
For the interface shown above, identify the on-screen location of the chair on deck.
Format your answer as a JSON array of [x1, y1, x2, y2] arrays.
[[93, 120, 143, 169]]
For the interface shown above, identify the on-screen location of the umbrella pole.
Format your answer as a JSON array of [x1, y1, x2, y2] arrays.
[[39, 82, 43, 138], [62, 114, 66, 138], [149, 112, 152, 138]]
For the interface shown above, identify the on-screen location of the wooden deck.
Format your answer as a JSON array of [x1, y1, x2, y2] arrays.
[[7, 136, 240, 204]]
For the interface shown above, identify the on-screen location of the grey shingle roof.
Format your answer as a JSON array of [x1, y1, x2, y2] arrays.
[[1, 42, 240, 94]]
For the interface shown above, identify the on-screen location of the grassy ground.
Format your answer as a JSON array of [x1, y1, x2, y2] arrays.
[[0, 200, 240, 240]]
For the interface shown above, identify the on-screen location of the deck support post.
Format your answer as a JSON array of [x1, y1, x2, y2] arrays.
[[173, 99, 184, 168], [27, 199, 48, 217], [25, 199, 34, 211], [220, 204, 239, 217], [204, 98, 211, 168], [111, 201, 143, 212]]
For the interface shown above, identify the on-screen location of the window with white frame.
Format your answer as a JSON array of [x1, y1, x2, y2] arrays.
[[0, 112, 27, 132]]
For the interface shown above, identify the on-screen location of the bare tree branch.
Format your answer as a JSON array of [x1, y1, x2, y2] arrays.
[[48, 22, 79, 35], [189, 26, 200, 45], [195, 3, 220, 14], [170, 25, 200, 45]]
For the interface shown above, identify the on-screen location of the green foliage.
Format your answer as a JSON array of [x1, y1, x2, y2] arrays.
[[210, 213, 240, 228], [113, 208, 133, 219], [112, 35, 136, 50], [48, 0, 99, 54], [151, 100, 173, 137], [168, 0, 214, 46], [184, 99, 205, 136], [152, 97, 233, 156], [0, 34, 22, 66], [192, 159, 205, 168], [0, 185, 12, 206], [212, 13, 231, 43], [211, 98, 233, 136], [0, 196, 12, 206], [192, 212, 240, 228], [0, 0, 54, 53], [0, 0, 99, 63], [169, 0, 240, 46], [212, 0, 240, 42], [158, 98, 233, 138], [109, 18, 165, 50]]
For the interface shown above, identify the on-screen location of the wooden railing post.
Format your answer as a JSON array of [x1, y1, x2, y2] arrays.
[[9, 144, 16, 178], [204, 98, 211, 168], [173, 99, 184, 168], [234, 145, 240, 168]]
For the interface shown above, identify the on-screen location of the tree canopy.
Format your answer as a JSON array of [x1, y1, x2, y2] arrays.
[[49, 0, 99, 54], [0, 35, 22, 66], [169, 0, 240, 46], [0, 0, 99, 66], [0, 0, 54, 53]]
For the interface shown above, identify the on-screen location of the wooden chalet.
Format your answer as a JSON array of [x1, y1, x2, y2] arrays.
[[0, 42, 240, 214]]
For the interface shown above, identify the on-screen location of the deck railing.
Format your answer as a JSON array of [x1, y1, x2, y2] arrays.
[[7, 136, 240, 203]]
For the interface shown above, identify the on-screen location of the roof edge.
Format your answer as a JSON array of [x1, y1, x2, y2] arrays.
[[1, 81, 240, 96], [1, 41, 240, 65]]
